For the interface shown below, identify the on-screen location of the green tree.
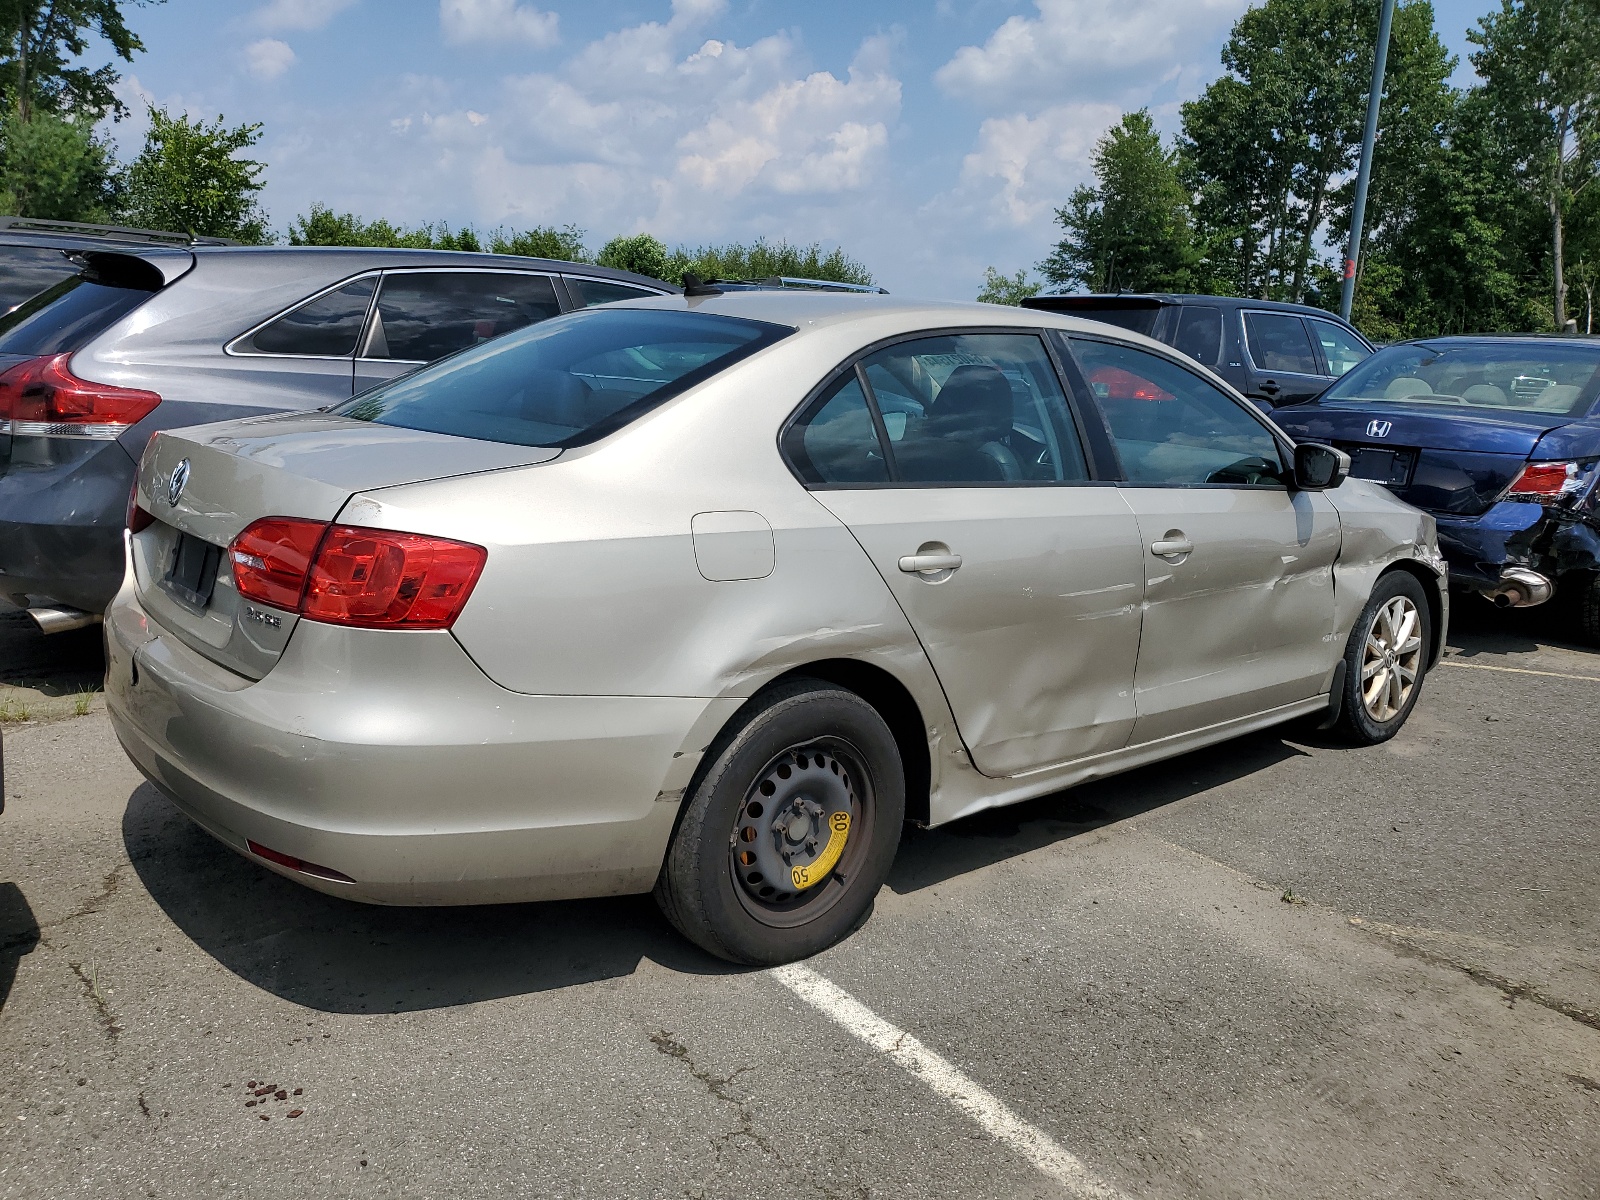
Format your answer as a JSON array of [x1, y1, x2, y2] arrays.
[[664, 238, 873, 285], [1469, 0, 1600, 329], [120, 107, 268, 241], [0, 109, 116, 218], [1040, 109, 1197, 293], [1180, 0, 1455, 303], [595, 232, 670, 279], [489, 223, 589, 261], [0, 0, 158, 120], [975, 266, 1040, 305]]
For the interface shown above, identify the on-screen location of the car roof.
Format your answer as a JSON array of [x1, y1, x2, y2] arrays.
[[605, 287, 1169, 339], [1026, 292, 1351, 321], [1397, 334, 1600, 348]]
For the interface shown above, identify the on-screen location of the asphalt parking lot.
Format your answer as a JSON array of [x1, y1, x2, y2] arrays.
[[2, 604, 1597, 1199]]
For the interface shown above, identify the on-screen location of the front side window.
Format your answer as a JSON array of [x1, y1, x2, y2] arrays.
[[855, 333, 1088, 484], [1073, 338, 1286, 487], [1309, 318, 1370, 376], [245, 277, 375, 357], [1244, 312, 1319, 374], [364, 271, 562, 362], [1320, 342, 1600, 417], [336, 307, 789, 448]]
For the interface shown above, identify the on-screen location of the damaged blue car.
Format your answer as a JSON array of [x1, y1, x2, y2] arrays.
[[1272, 336, 1600, 639]]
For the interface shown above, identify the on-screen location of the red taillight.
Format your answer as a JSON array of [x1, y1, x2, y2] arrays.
[[126, 483, 154, 534], [226, 518, 486, 630], [303, 526, 487, 629], [0, 353, 161, 437], [1506, 460, 1582, 501], [229, 517, 326, 610]]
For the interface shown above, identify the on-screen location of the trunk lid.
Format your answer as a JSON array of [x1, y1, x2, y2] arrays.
[[132, 411, 558, 678], [1274, 400, 1568, 516]]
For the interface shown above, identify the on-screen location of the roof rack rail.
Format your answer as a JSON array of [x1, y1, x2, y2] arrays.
[[758, 276, 888, 294], [0, 216, 239, 247]]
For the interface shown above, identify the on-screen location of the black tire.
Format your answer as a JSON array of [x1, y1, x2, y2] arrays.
[[1565, 570, 1600, 647], [1331, 571, 1433, 746], [654, 679, 905, 965]]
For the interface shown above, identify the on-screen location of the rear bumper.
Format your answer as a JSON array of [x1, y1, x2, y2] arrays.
[[104, 584, 736, 905], [1435, 501, 1600, 594], [0, 438, 134, 612]]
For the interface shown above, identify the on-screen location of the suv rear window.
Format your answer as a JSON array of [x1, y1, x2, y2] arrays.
[[0, 274, 159, 355], [336, 307, 791, 448], [0, 245, 80, 312]]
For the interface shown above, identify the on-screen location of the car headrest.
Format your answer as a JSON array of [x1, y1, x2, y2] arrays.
[[926, 364, 1013, 443]]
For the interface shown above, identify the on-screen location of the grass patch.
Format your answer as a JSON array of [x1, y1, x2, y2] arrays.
[[73, 688, 96, 717], [0, 699, 31, 724]]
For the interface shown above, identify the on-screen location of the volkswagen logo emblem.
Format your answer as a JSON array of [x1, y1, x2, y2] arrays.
[[1365, 419, 1393, 439], [167, 458, 191, 507]]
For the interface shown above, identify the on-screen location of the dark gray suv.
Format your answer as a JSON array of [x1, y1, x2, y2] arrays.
[[0, 243, 672, 627]]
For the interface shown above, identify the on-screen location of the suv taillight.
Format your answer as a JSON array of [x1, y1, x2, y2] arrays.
[[228, 518, 486, 630], [0, 353, 161, 438]]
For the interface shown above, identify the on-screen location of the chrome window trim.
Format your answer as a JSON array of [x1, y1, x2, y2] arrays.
[[560, 274, 673, 298]]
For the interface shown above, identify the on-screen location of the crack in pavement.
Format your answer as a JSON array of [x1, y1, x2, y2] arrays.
[[68, 961, 122, 1042], [1351, 919, 1600, 1033], [649, 1030, 777, 1162]]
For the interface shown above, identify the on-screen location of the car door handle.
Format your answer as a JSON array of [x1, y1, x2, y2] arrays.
[[1259, 380, 1281, 395], [899, 553, 963, 574], [1150, 537, 1193, 558]]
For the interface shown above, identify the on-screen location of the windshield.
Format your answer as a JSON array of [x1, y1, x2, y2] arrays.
[[1321, 342, 1600, 418], [335, 307, 791, 448]]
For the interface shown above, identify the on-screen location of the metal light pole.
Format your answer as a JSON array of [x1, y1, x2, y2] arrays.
[[1340, 0, 1398, 321]]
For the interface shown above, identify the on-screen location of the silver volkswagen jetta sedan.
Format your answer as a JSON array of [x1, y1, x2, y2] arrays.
[[105, 291, 1447, 964]]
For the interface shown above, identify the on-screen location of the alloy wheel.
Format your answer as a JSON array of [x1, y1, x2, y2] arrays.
[[1360, 594, 1423, 722]]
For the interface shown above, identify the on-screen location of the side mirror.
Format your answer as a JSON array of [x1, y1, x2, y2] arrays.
[[1293, 442, 1349, 490]]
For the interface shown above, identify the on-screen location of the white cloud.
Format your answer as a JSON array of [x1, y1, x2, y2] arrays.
[[245, 38, 297, 80], [439, 0, 558, 48], [956, 103, 1121, 228], [936, 0, 1247, 110], [253, 0, 359, 33]]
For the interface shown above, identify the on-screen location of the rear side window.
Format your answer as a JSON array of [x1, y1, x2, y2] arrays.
[[0, 273, 157, 355], [565, 277, 662, 307], [336, 307, 790, 448], [364, 272, 562, 361], [1171, 306, 1223, 367], [782, 373, 890, 485], [246, 277, 376, 356], [1244, 312, 1319, 374]]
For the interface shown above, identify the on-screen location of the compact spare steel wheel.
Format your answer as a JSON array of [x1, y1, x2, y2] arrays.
[[655, 680, 905, 964]]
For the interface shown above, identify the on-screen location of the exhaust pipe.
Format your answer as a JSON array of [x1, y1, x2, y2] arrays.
[[27, 605, 102, 634], [1486, 567, 1552, 609]]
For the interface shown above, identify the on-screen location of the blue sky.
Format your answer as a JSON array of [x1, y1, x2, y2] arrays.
[[99, 0, 1498, 298]]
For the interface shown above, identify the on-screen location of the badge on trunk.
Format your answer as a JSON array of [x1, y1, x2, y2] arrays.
[[1365, 419, 1392, 439], [167, 458, 192, 506]]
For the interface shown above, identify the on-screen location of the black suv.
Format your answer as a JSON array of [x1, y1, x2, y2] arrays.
[[1022, 293, 1374, 409]]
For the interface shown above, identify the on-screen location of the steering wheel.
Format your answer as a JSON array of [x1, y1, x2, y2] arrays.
[[1206, 455, 1281, 486], [978, 440, 1023, 481]]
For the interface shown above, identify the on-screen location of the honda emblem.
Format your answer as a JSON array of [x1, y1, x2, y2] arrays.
[[1365, 419, 1392, 439]]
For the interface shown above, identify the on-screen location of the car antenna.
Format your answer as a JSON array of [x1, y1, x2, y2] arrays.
[[682, 272, 723, 297]]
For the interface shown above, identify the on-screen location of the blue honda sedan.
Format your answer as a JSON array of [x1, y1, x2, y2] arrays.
[[1272, 337, 1600, 638]]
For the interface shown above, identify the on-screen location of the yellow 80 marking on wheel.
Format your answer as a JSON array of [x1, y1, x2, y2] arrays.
[[792, 810, 851, 890]]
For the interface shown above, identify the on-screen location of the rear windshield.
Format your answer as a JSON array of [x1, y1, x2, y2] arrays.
[[0, 245, 80, 313], [335, 307, 791, 448], [1035, 301, 1159, 336], [0, 273, 157, 355], [1322, 342, 1600, 418]]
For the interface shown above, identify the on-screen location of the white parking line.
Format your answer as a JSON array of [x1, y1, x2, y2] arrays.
[[1438, 658, 1600, 682], [771, 963, 1127, 1199]]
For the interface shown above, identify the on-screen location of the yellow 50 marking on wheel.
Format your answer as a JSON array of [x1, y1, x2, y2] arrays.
[[792, 811, 850, 890]]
